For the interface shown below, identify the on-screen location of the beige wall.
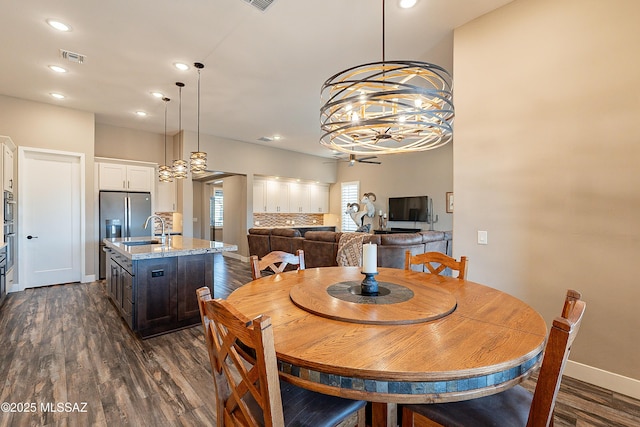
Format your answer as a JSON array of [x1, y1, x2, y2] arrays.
[[0, 94, 96, 277], [332, 144, 454, 232], [223, 175, 248, 256], [454, 0, 640, 380], [95, 123, 165, 164]]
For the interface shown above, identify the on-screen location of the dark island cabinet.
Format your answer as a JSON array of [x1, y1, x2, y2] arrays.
[[177, 254, 213, 321], [104, 248, 213, 338], [135, 257, 178, 337], [105, 247, 134, 329]]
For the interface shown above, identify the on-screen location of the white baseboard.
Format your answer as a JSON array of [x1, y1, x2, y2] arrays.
[[565, 360, 640, 400], [8, 282, 25, 293], [83, 274, 96, 283]]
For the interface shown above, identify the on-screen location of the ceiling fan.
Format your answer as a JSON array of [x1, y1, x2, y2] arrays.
[[331, 154, 382, 166]]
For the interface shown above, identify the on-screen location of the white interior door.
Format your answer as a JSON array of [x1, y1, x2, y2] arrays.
[[20, 148, 82, 287]]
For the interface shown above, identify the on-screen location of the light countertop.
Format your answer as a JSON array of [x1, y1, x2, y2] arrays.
[[104, 236, 237, 260]]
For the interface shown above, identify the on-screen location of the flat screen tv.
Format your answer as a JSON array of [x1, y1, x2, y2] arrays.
[[388, 196, 428, 222]]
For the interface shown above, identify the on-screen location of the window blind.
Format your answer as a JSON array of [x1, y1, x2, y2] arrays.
[[341, 181, 359, 232], [210, 189, 223, 227]]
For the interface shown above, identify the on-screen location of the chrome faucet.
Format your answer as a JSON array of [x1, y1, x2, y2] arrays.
[[144, 215, 167, 244]]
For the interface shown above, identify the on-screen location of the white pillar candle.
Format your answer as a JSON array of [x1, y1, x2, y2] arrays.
[[362, 243, 377, 273]]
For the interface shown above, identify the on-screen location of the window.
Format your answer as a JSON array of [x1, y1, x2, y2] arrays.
[[341, 181, 359, 232], [210, 188, 223, 227]]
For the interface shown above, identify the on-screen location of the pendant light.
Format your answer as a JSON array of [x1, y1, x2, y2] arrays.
[[158, 97, 173, 182], [319, 0, 454, 155], [172, 81, 188, 179], [190, 62, 207, 174]]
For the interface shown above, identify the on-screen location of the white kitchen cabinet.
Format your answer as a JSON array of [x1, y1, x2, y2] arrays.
[[309, 184, 329, 213], [265, 180, 289, 213], [288, 182, 310, 213], [156, 180, 177, 212], [253, 180, 266, 213], [253, 179, 329, 214], [3, 144, 14, 193], [99, 162, 153, 192]]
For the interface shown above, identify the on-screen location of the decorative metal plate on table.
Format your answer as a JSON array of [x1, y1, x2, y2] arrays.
[[327, 281, 410, 304]]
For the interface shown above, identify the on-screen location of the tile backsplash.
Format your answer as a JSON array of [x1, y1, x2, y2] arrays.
[[152, 212, 176, 234], [254, 213, 324, 227]]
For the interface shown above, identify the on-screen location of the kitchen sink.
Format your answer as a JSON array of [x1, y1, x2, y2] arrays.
[[122, 240, 160, 246]]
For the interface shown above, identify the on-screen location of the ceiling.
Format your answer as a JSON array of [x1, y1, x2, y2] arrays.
[[0, 0, 513, 158]]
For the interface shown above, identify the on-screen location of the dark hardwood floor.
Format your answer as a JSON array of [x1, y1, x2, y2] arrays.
[[0, 254, 638, 426]]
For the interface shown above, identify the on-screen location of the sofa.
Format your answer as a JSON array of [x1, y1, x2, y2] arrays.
[[247, 228, 452, 269]]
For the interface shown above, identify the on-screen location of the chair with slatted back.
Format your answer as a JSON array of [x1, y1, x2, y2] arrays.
[[404, 250, 468, 280], [196, 287, 366, 427], [401, 289, 586, 427], [250, 249, 305, 280]]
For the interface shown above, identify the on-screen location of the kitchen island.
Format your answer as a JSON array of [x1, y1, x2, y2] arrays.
[[103, 236, 237, 338]]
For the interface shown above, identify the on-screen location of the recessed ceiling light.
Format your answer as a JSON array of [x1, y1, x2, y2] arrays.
[[399, 0, 418, 8], [47, 19, 71, 32], [48, 65, 67, 73], [174, 62, 189, 71], [273, 135, 281, 140], [50, 93, 65, 99], [151, 92, 164, 98], [135, 111, 147, 117]]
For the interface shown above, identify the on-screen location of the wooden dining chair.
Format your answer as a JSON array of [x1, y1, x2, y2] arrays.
[[404, 251, 468, 280], [250, 249, 305, 280], [401, 289, 586, 427], [196, 287, 366, 427]]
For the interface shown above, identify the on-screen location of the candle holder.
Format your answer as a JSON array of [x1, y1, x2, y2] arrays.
[[360, 271, 379, 296]]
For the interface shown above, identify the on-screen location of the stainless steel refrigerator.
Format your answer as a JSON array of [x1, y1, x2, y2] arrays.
[[99, 191, 152, 279]]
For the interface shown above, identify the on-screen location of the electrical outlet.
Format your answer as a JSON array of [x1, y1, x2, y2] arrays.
[[477, 230, 488, 245]]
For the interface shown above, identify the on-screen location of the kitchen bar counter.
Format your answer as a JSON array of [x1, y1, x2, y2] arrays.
[[104, 236, 237, 260], [103, 236, 237, 338]]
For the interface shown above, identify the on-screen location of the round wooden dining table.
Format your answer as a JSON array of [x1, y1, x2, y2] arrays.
[[226, 266, 547, 426]]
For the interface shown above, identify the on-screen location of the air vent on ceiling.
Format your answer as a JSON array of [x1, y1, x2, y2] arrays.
[[60, 49, 86, 64], [242, 0, 276, 12]]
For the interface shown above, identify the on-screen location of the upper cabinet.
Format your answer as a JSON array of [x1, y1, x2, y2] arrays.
[[98, 162, 153, 192], [308, 184, 329, 213], [253, 180, 266, 213], [253, 179, 329, 214], [3, 144, 14, 193], [156, 180, 177, 212], [265, 180, 289, 213], [288, 182, 310, 213]]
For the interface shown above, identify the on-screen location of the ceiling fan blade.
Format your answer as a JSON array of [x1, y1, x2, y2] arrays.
[[358, 156, 378, 162], [360, 160, 381, 164]]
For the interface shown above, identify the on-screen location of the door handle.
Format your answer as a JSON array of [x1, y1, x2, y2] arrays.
[[27, 235, 38, 239]]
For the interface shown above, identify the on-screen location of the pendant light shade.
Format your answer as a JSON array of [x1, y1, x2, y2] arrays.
[[319, 0, 454, 155], [159, 97, 174, 182], [190, 62, 207, 174], [172, 82, 188, 179]]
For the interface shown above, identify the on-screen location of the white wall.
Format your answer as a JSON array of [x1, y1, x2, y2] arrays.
[[454, 0, 640, 383]]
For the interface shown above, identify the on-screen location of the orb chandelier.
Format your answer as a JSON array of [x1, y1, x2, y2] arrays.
[[158, 96, 173, 182], [172, 82, 188, 179], [320, 0, 454, 155], [190, 62, 207, 174]]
